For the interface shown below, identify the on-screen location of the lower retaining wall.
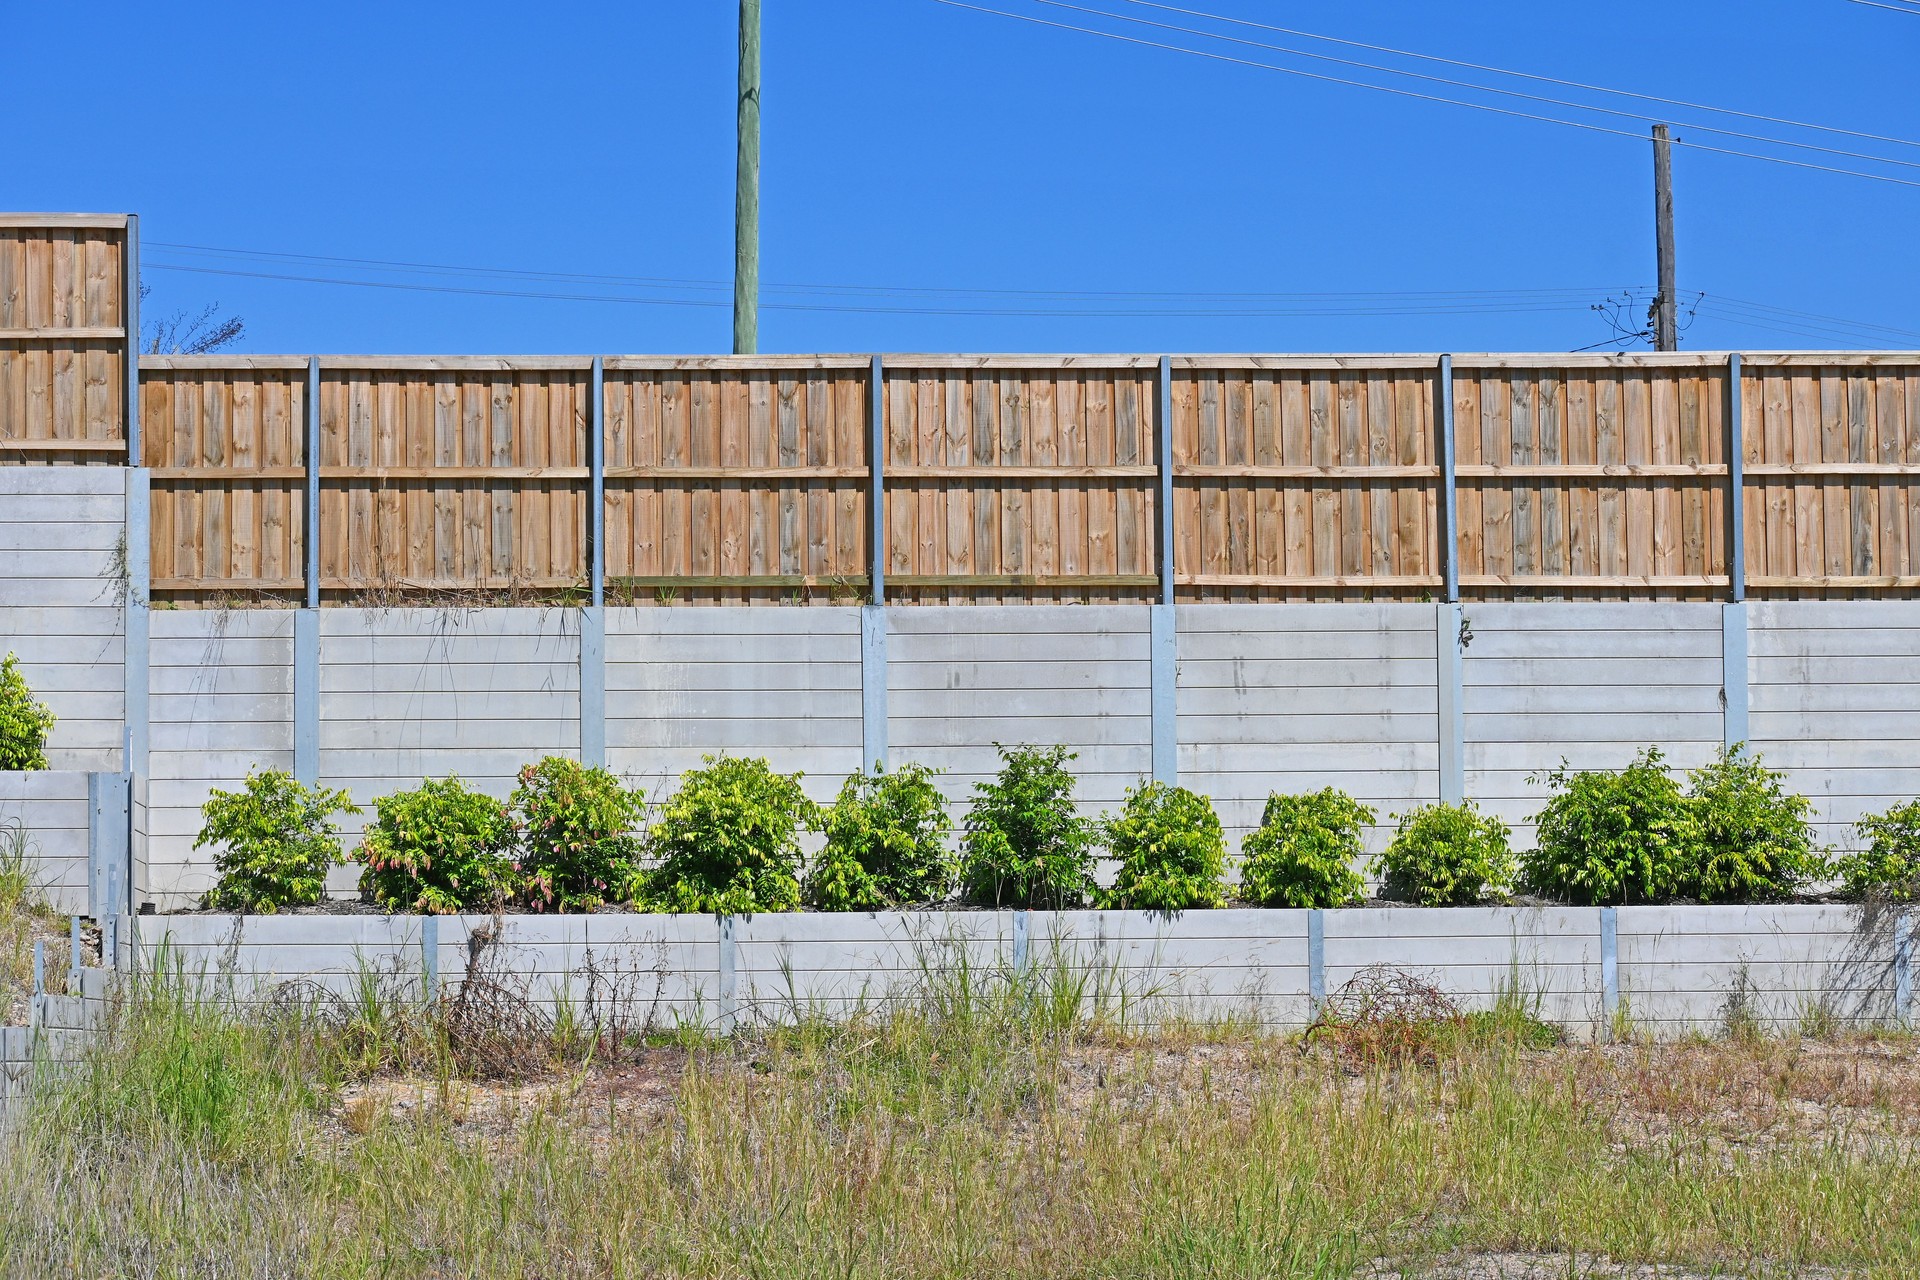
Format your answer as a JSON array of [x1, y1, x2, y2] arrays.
[[0, 771, 95, 914], [127, 905, 1913, 1038]]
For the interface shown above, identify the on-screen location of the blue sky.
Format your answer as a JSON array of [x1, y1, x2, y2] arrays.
[[9, 0, 1919, 354]]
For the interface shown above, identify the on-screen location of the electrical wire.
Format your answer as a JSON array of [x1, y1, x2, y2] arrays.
[[928, 0, 1920, 188], [1112, 0, 1920, 152], [1843, 0, 1920, 14], [143, 261, 1620, 318], [1028, 0, 1920, 171], [146, 241, 1613, 304]]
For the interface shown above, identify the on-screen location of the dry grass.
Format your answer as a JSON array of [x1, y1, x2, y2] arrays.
[[0, 818, 89, 1024], [1, 950, 1918, 1280]]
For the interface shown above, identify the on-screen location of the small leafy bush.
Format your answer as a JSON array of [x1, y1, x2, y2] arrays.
[[641, 756, 818, 914], [1373, 801, 1514, 906], [1097, 782, 1227, 912], [509, 756, 645, 912], [196, 770, 358, 913], [0, 653, 56, 771], [1838, 800, 1920, 901], [1677, 747, 1824, 903], [1524, 748, 1696, 905], [355, 776, 516, 914], [1238, 788, 1372, 908], [805, 764, 954, 911], [959, 745, 1096, 909]]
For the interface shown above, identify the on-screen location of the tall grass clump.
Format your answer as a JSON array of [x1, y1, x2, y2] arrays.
[[1237, 788, 1371, 908], [804, 763, 954, 911], [36, 955, 322, 1158]]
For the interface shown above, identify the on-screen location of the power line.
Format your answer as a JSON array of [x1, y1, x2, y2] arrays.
[[1843, 0, 1920, 14], [146, 241, 1614, 307], [143, 261, 1621, 318], [1113, 0, 1920, 152], [1030, 0, 1920, 171], [929, 0, 1920, 188]]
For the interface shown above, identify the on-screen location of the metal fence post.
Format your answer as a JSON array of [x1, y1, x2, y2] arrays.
[[69, 917, 82, 991], [718, 915, 739, 1033], [1156, 356, 1175, 606], [421, 914, 440, 1001], [861, 605, 888, 772], [296, 357, 323, 784], [582, 357, 608, 768], [124, 213, 140, 462], [1726, 353, 1746, 605], [868, 355, 885, 606], [1012, 909, 1031, 977], [1307, 909, 1325, 1017], [1601, 906, 1620, 1036], [1437, 354, 1459, 604], [1897, 913, 1913, 1028]]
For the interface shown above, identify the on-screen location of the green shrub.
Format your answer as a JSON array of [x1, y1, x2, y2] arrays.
[[1677, 747, 1824, 903], [0, 653, 56, 771], [1373, 801, 1514, 906], [1237, 788, 1372, 909], [195, 770, 358, 913], [1097, 782, 1227, 912], [354, 776, 516, 914], [641, 756, 817, 914], [805, 764, 954, 911], [509, 756, 645, 912], [1838, 800, 1920, 901], [1524, 748, 1696, 905], [958, 744, 1095, 909]]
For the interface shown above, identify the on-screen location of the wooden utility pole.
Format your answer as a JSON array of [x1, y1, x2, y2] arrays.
[[734, 0, 761, 355], [1652, 123, 1677, 351]]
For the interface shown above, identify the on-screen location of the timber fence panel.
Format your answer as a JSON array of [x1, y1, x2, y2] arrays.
[[315, 361, 591, 596], [0, 467, 127, 771], [1170, 360, 1441, 601], [1742, 360, 1920, 597], [603, 359, 870, 605], [141, 360, 307, 600], [886, 604, 1152, 819], [1452, 359, 1730, 599], [1748, 600, 1920, 851], [605, 606, 863, 801], [1175, 603, 1441, 852], [880, 360, 1157, 604], [1461, 602, 1725, 846], [0, 218, 129, 460], [145, 609, 295, 909]]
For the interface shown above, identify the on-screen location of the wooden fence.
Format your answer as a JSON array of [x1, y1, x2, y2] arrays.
[[0, 215, 134, 463], [3, 215, 1917, 604], [118, 352, 1920, 604]]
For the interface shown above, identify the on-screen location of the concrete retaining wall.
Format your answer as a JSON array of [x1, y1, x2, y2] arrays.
[[1178, 603, 1439, 849], [0, 772, 91, 913], [0, 468, 126, 773], [128, 905, 1910, 1038]]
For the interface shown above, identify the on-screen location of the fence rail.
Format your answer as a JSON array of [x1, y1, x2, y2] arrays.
[[3, 215, 1918, 603]]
